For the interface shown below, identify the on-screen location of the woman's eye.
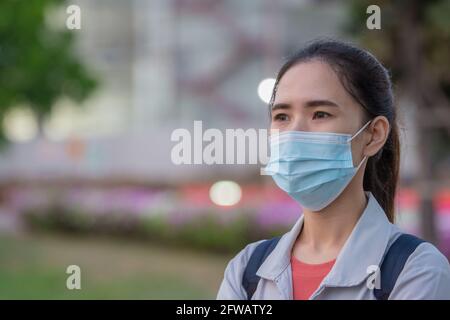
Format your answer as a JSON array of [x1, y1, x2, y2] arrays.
[[312, 111, 331, 119], [273, 113, 289, 121]]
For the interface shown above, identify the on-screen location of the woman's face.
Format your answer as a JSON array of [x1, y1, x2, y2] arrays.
[[270, 59, 371, 165]]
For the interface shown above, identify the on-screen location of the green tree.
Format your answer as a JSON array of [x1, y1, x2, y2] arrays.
[[0, 0, 97, 145], [345, 0, 450, 244]]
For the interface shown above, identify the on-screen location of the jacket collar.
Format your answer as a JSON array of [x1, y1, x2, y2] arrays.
[[256, 191, 395, 287]]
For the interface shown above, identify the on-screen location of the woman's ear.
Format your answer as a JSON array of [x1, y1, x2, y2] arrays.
[[364, 116, 390, 157]]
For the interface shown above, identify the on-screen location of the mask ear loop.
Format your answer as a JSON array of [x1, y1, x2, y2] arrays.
[[347, 120, 372, 143], [356, 155, 368, 170], [348, 120, 372, 169]]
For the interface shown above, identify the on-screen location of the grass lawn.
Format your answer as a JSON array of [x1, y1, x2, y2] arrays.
[[0, 232, 233, 299]]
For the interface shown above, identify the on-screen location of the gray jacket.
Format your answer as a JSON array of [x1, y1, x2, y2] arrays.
[[217, 192, 450, 300]]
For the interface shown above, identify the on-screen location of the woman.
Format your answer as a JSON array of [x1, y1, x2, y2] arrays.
[[216, 39, 450, 300]]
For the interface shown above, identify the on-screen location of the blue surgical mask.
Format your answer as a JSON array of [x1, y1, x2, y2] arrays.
[[263, 121, 371, 211]]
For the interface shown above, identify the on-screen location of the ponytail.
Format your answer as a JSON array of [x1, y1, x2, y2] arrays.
[[363, 120, 400, 223]]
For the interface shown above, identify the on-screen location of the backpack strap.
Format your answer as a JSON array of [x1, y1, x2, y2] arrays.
[[373, 233, 426, 300], [242, 236, 282, 300]]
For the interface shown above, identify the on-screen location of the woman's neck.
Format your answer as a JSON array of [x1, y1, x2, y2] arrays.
[[293, 176, 368, 263]]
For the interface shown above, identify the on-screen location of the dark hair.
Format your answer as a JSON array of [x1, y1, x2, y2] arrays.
[[269, 39, 399, 223]]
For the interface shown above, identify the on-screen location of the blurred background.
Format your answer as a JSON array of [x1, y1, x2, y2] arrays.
[[0, 0, 449, 299]]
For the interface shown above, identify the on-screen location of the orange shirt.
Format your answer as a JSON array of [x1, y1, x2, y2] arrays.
[[291, 256, 336, 300]]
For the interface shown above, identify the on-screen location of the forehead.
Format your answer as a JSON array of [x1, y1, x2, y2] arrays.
[[274, 59, 352, 106]]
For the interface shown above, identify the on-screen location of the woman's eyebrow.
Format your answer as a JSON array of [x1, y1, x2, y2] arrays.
[[271, 100, 339, 112], [305, 99, 339, 108], [271, 103, 291, 112]]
